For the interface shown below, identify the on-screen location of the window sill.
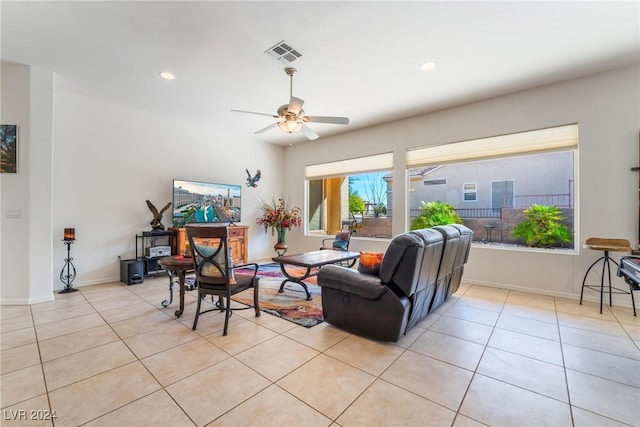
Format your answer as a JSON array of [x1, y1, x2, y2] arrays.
[[471, 242, 577, 255]]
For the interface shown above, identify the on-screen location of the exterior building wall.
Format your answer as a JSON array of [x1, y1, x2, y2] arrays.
[[357, 217, 393, 238], [408, 151, 574, 210]]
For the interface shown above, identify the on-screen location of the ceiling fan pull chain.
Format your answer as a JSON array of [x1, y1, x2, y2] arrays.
[[289, 71, 293, 98]]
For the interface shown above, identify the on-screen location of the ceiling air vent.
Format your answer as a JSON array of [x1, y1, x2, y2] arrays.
[[265, 40, 302, 64]]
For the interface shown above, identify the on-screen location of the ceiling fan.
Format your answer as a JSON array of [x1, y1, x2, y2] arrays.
[[231, 67, 349, 140]]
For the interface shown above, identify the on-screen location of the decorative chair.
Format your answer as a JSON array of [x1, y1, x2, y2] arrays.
[[320, 230, 351, 251], [321, 230, 355, 267], [580, 237, 633, 314], [186, 224, 260, 335]]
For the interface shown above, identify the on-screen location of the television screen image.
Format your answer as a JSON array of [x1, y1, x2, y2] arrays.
[[172, 179, 241, 227]]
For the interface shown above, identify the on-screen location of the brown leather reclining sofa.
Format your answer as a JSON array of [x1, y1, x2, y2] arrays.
[[317, 224, 473, 342]]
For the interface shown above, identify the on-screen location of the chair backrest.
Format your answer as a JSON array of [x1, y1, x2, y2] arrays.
[[404, 228, 446, 330], [379, 232, 425, 297], [431, 225, 461, 309], [332, 230, 351, 250], [449, 224, 473, 295], [186, 224, 232, 286], [410, 228, 445, 296]]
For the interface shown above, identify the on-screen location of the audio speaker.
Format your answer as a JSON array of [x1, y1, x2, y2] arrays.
[[120, 259, 144, 285]]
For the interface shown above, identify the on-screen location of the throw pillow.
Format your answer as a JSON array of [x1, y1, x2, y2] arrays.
[[358, 252, 384, 276]]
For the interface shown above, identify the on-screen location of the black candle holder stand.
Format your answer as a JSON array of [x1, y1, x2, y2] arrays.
[[59, 239, 78, 293]]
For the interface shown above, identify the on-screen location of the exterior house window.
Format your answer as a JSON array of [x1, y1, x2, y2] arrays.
[[463, 183, 477, 201]]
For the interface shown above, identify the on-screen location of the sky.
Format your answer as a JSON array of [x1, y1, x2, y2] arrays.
[[349, 171, 387, 205]]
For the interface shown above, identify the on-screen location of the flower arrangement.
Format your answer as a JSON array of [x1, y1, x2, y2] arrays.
[[256, 197, 302, 243]]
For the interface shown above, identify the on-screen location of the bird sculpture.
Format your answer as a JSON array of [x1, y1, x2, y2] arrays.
[[246, 169, 261, 187], [146, 200, 172, 231]]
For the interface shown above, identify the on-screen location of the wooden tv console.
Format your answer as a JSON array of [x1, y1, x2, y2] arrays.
[[172, 225, 249, 265]]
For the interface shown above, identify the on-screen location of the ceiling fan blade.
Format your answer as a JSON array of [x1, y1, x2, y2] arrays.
[[231, 109, 279, 118], [303, 116, 350, 125], [254, 122, 280, 134], [300, 123, 319, 140], [288, 97, 304, 115]]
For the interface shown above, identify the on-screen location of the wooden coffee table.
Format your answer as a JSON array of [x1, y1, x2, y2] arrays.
[[272, 250, 360, 300]]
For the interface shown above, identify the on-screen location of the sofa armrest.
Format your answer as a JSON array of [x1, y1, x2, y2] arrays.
[[318, 265, 387, 300]]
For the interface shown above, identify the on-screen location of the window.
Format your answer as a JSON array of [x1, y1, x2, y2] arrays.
[[406, 124, 577, 250], [306, 153, 393, 238], [463, 183, 477, 201], [492, 180, 514, 208]]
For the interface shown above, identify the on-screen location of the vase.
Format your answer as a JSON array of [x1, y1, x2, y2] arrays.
[[274, 225, 287, 255]]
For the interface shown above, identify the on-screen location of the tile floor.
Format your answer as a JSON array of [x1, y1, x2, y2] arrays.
[[1, 275, 639, 426]]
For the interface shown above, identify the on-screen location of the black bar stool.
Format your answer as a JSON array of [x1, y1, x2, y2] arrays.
[[580, 237, 633, 314]]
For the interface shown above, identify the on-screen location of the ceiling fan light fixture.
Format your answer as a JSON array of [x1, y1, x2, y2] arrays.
[[278, 120, 302, 134], [232, 67, 349, 140]]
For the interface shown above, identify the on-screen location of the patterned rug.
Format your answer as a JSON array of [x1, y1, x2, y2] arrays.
[[187, 263, 323, 327]]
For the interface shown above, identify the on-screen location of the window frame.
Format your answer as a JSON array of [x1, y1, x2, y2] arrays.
[[305, 153, 394, 238], [405, 124, 578, 253], [463, 182, 478, 202]]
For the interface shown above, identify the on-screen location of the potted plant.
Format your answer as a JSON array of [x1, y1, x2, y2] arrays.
[[256, 197, 302, 254]]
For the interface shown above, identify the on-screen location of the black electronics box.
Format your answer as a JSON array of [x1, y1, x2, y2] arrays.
[[120, 259, 144, 285]]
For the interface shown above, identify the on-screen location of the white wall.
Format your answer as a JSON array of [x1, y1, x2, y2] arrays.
[[1, 64, 55, 304], [1, 65, 285, 303], [284, 64, 640, 304], [51, 90, 285, 288]]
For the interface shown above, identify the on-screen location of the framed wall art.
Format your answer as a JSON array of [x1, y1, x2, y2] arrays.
[[0, 124, 17, 173]]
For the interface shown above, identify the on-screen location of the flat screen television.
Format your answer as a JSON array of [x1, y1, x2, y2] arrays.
[[172, 179, 241, 227]]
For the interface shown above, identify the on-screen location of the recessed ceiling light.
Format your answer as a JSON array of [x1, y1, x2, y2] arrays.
[[159, 72, 175, 80], [420, 62, 436, 71]]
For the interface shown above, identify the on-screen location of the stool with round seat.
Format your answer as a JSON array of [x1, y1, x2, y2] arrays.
[[580, 237, 634, 314]]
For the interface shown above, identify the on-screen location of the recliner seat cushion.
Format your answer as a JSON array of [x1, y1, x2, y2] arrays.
[[318, 265, 387, 300]]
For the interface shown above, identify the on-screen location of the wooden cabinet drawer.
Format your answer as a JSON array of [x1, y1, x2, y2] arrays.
[[229, 227, 244, 237]]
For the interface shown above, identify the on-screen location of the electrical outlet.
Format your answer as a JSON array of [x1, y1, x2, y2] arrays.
[[6, 209, 22, 219]]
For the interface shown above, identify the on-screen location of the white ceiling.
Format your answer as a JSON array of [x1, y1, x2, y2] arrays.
[[2, 1, 639, 146]]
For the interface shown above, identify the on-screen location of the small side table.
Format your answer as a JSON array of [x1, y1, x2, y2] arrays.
[[158, 255, 193, 318]]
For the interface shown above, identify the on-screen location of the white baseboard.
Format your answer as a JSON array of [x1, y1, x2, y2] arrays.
[[462, 279, 635, 309]]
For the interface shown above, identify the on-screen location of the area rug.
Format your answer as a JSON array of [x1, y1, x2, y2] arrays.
[[237, 262, 318, 284], [186, 263, 323, 327]]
